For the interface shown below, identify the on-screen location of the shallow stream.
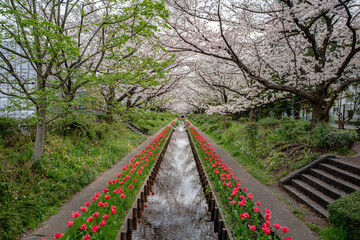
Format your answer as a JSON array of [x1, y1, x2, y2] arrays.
[[132, 122, 216, 240]]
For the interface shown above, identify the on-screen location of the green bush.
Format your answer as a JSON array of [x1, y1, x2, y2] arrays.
[[315, 125, 358, 151], [49, 114, 107, 140], [328, 191, 360, 240], [275, 119, 311, 141], [246, 123, 258, 150], [237, 117, 248, 123], [258, 117, 281, 128], [0, 117, 19, 138]]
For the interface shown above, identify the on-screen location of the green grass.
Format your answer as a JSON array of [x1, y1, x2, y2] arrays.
[[319, 225, 348, 240], [0, 113, 172, 240], [131, 111, 175, 135], [188, 114, 357, 185]]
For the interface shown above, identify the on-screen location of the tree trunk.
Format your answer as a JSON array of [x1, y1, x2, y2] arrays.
[[223, 115, 227, 130], [310, 103, 329, 129], [32, 103, 47, 160], [249, 109, 256, 122]]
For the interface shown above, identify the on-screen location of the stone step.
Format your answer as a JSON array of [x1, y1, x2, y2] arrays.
[[309, 168, 359, 193], [319, 163, 360, 186], [123, 123, 146, 136], [300, 174, 347, 200], [128, 123, 147, 135], [291, 179, 334, 208], [327, 158, 360, 175], [283, 184, 328, 218]]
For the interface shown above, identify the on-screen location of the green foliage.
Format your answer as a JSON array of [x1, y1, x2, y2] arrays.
[[188, 114, 355, 185], [0, 117, 19, 139], [320, 225, 349, 240], [0, 116, 150, 240], [49, 114, 108, 140], [258, 117, 281, 128], [327, 191, 360, 240], [314, 124, 358, 151], [275, 118, 311, 142], [237, 117, 248, 123], [130, 111, 175, 134], [245, 123, 258, 150], [321, 131, 358, 151]]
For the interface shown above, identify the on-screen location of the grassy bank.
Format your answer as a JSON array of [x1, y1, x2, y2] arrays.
[[0, 112, 173, 240], [129, 110, 175, 135], [188, 114, 358, 185]]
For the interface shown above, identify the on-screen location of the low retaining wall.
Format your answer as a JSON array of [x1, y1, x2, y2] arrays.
[[185, 125, 234, 240], [116, 128, 174, 240]]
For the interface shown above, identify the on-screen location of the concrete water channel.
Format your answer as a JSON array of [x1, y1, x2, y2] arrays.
[[132, 122, 217, 240]]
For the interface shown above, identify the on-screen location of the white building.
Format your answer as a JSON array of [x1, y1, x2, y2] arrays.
[[0, 42, 36, 118], [330, 84, 360, 126]]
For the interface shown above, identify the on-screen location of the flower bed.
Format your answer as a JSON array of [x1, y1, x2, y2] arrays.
[[185, 118, 292, 240], [45, 121, 176, 240]]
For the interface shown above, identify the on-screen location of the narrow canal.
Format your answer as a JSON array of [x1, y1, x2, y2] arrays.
[[132, 122, 217, 240]]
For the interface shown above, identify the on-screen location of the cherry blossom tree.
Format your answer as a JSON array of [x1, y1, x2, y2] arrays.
[[164, 0, 360, 128]]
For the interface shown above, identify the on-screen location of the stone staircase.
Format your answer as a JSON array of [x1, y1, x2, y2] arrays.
[[123, 122, 147, 136], [280, 155, 360, 218]]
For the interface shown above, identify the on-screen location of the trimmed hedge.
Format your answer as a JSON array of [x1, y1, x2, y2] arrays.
[[328, 191, 360, 240]]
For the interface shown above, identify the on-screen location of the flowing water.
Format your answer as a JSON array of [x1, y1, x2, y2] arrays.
[[132, 122, 217, 240]]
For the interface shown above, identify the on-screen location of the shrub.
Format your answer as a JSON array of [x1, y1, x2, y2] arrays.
[[0, 117, 19, 138], [317, 129, 358, 151], [49, 114, 107, 140], [246, 123, 258, 150], [314, 123, 331, 144], [258, 117, 281, 128], [328, 191, 360, 240], [276, 119, 311, 141], [237, 117, 248, 123]]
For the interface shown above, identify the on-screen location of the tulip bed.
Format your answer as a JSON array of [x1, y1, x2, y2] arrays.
[[186, 119, 292, 240], [48, 120, 177, 240]]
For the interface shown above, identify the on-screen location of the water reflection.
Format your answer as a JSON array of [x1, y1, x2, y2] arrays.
[[132, 122, 216, 240]]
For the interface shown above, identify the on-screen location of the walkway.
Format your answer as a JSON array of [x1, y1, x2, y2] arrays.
[[193, 126, 318, 240], [22, 124, 318, 240], [21, 127, 167, 240]]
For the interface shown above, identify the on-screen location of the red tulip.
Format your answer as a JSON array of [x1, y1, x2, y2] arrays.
[[248, 225, 256, 231], [282, 226, 289, 233], [80, 207, 88, 212], [72, 211, 80, 218], [80, 224, 87, 230], [91, 225, 100, 233], [54, 232, 63, 239], [83, 234, 90, 240], [274, 224, 280, 229], [100, 220, 107, 227], [263, 227, 271, 235], [67, 220, 73, 227]]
